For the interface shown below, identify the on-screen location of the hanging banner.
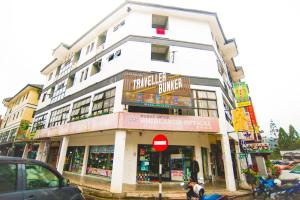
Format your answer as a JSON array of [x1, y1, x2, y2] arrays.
[[232, 108, 249, 132], [247, 105, 257, 126], [233, 82, 251, 107], [122, 71, 192, 109]]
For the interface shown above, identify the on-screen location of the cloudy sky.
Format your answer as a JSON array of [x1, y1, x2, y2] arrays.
[[0, 0, 299, 135]]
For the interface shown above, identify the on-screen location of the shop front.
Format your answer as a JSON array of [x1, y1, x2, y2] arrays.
[[64, 146, 85, 174], [86, 145, 114, 177], [137, 144, 193, 182]]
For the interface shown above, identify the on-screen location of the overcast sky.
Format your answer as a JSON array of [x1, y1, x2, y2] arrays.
[[0, 0, 299, 135]]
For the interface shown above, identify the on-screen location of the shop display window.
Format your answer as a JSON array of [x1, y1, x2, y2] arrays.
[[137, 145, 193, 182], [87, 145, 114, 177], [64, 146, 85, 174]]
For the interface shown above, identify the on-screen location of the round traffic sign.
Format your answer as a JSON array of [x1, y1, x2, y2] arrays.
[[152, 134, 168, 152]]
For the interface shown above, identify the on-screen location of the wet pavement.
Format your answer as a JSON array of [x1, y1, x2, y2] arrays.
[[64, 172, 252, 199]]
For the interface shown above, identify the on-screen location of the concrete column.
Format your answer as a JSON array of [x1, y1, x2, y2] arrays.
[[110, 130, 126, 193], [235, 143, 249, 189], [81, 145, 89, 176], [57, 136, 69, 174], [194, 144, 203, 182], [221, 134, 237, 191], [22, 143, 29, 159], [122, 133, 137, 184], [36, 142, 45, 161]]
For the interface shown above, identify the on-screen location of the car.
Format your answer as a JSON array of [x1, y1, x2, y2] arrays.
[[279, 163, 300, 181], [0, 156, 85, 200]]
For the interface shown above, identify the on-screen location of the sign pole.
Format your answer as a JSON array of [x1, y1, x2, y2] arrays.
[[159, 151, 162, 200]]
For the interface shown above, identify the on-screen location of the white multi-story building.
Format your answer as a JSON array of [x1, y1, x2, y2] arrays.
[[32, 1, 246, 193]]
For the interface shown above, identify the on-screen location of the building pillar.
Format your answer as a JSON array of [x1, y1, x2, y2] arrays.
[[36, 142, 45, 161], [57, 136, 69, 174], [194, 144, 203, 182], [110, 130, 126, 193], [81, 145, 89, 176], [221, 134, 237, 191], [22, 143, 29, 159], [235, 143, 249, 189]]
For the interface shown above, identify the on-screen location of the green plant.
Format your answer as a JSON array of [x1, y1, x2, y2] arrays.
[[242, 168, 259, 185]]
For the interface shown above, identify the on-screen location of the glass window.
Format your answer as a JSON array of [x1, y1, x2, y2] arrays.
[[64, 146, 85, 174], [32, 114, 47, 132], [152, 15, 168, 29], [25, 164, 59, 190], [92, 88, 115, 116], [193, 90, 218, 117], [51, 82, 66, 103], [87, 145, 114, 177], [0, 164, 17, 193], [151, 44, 169, 62], [48, 105, 70, 127], [70, 97, 91, 121]]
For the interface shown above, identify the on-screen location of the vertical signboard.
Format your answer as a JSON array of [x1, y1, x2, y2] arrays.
[[233, 82, 251, 107]]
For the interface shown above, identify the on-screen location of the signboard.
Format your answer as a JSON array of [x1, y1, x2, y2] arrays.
[[15, 120, 31, 141], [122, 71, 192, 108], [246, 143, 272, 153], [233, 82, 251, 107], [247, 105, 257, 126], [152, 134, 168, 152], [232, 108, 249, 132]]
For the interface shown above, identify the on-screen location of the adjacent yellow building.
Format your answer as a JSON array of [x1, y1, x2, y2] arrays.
[[0, 84, 43, 157]]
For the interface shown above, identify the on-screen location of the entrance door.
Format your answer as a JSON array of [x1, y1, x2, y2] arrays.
[[201, 147, 209, 180], [47, 147, 59, 168]]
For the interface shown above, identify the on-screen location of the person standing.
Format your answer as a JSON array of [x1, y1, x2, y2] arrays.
[[191, 155, 200, 182]]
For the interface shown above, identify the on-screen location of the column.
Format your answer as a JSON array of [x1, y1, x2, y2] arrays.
[[221, 135, 237, 191], [36, 142, 45, 161], [235, 143, 249, 189], [194, 144, 203, 182], [57, 136, 69, 174], [81, 145, 89, 176], [110, 130, 126, 193], [22, 143, 29, 159]]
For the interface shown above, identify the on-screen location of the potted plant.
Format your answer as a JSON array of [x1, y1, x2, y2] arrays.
[[242, 168, 259, 185]]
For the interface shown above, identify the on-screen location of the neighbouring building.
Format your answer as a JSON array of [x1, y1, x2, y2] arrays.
[[0, 84, 43, 157], [0, 115, 2, 129], [32, 1, 248, 193]]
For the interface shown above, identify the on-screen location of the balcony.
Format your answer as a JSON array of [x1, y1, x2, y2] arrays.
[[230, 67, 245, 82], [35, 112, 220, 139]]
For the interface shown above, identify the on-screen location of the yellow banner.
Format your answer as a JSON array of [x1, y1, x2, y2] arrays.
[[232, 108, 249, 132]]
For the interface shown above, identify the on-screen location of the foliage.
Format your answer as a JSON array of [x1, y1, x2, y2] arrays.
[[278, 125, 300, 150], [270, 147, 282, 160], [242, 168, 259, 184]]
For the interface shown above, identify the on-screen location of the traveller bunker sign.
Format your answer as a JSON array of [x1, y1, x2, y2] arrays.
[[152, 134, 168, 152], [122, 71, 192, 109]]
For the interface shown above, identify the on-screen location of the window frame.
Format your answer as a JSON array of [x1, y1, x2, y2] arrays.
[[91, 88, 116, 116], [70, 97, 92, 121], [32, 114, 48, 132], [193, 90, 219, 118], [151, 44, 170, 62], [48, 105, 70, 128]]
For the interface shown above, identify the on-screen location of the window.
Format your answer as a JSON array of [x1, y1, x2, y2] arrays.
[[152, 15, 168, 29], [92, 88, 115, 116], [108, 49, 121, 62], [32, 111, 36, 118], [91, 60, 101, 76], [151, 44, 169, 62], [55, 65, 62, 76], [97, 31, 107, 47], [73, 49, 81, 64], [224, 99, 233, 125], [193, 90, 218, 117], [51, 82, 66, 103], [70, 97, 91, 121], [0, 164, 17, 193], [48, 105, 70, 127], [32, 114, 47, 132], [66, 74, 75, 89], [42, 93, 47, 102], [25, 164, 59, 190], [84, 68, 89, 81], [48, 72, 53, 81], [108, 53, 114, 61], [19, 109, 23, 118], [80, 71, 85, 82], [113, 20, 125, 32], [25, 92, 29, 99], [217, 60, 224, 76], [56, 60, 72, 78], [86, 42, 94, 55]]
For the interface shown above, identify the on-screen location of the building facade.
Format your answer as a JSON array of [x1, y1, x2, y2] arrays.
[[32, 1, 247, 193], [0, 84, 43, 157]]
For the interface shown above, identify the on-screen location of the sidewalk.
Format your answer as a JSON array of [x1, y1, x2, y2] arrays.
[[64, 172, 252, 199]]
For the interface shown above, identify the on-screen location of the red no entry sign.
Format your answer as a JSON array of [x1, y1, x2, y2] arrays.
[[152, 134, 168, 152]]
